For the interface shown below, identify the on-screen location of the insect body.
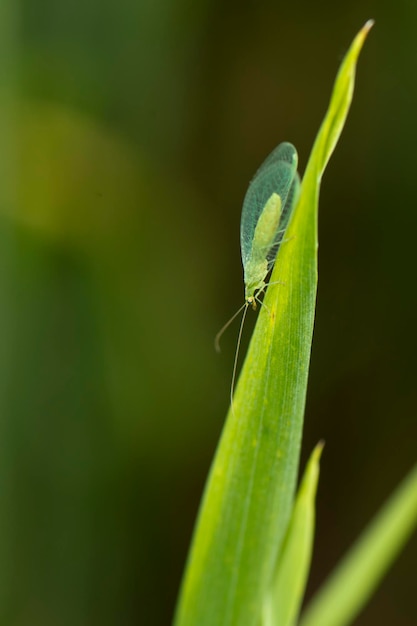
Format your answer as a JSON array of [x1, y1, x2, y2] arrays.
[[215, 142, 300, 357], [240, 141, 300, 307]]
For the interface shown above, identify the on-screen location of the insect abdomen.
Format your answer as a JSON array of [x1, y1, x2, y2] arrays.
[[244, 192, 281, 300]]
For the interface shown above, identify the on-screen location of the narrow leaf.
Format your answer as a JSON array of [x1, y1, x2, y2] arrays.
[[174, 22, 372, 626], [299, 460, 417, 626], [263, 443, 323, 626]]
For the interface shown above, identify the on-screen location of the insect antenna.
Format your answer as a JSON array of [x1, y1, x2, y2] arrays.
[[214, 301, 247, 353], [230, 301, 249, 414]]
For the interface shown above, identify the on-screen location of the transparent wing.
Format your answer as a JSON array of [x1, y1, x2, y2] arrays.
[[240, 142, 299, 268], [265, 171, 300, 270]]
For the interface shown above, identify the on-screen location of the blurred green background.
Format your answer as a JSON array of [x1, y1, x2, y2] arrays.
[[0, 1, 416, 624]]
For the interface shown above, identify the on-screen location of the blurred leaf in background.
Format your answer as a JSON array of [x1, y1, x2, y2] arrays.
[[0, 0, 416, 624]]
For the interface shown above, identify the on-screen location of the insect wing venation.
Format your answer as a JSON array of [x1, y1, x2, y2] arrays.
[[240, 142, 299, 268]]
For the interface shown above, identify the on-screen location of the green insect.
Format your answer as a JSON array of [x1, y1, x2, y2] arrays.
[[216, 141, 301, 352], [241, 141, 300, 308]]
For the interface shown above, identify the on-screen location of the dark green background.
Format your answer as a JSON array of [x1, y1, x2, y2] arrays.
[[0, 1, 415, 624]]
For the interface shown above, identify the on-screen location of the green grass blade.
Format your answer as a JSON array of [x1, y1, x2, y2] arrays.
[[299, 461, 417, 626], [263, 443, 323, 626], [174, 22, 372, 626], [303, 20, 374, 186]]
